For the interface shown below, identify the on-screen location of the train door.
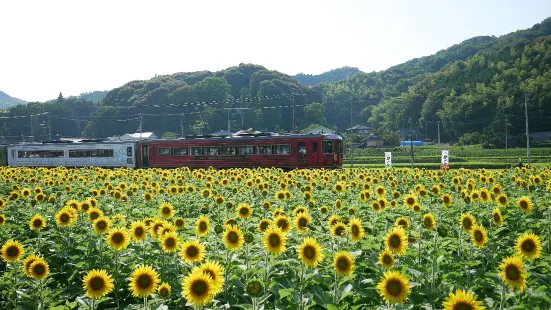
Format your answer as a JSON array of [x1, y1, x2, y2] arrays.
[[311, 140, 320, 166], [142, 144, 149, 168], [297, 141, 307, 167]]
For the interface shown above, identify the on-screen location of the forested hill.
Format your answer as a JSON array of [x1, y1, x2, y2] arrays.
[[0, 90, 26, 109], [1, 17, 551, 146], [293, 67, 361, 86], [321, 17, 551, 146]]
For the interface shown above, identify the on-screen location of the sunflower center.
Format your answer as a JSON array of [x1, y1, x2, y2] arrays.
[[199, 222, 207, 231], [383, 255, 392, 264], [186, 246, 198, 257], [385, 279, 403, 296], [165, 238, 175, 247], [299, 242, 317, 259], [240, 208, 249, 216], [521, 240, 535, 252], [505, 265, 520, 280], [162, 207, 171, 214], [204, 269, 216, 280], [33, 219, 43, 227], [462, 220, 472, 229], [33, 264, 45, 275], [135, 227, 144, 236], [191, 279, 208, 295], [176, 220, 184, 227], [112, 233, 124, 244], [337, 258, 349, 270], [453, 302, 474, 310], [493, 213, 501, 222], [335, 227, 344, 236], [137, 274, 152, 289], [228, 231, 239, 243], [519, 201, 528, 209], [351, 225, 359, 235], [160, 287, 169, 297], [97, 221, 106, 230], [260, 222, 269, 230], [269, 234, 281, 247], [389, 235, 401, 248], [90, 276, 105, 290], [474, 231, 483, 241], [499, 196, 506, 203], [90, 212, 100, 220], [6, 246, 19, 257], [277, 220, 288, 229], [443, 197, 450, 203], [424, 218, 432, 227], [60, 214, 70, 223]]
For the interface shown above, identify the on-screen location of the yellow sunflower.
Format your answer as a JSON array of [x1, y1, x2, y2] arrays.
[[1, 239, 25, 262], [378, 249, 394, 269], [106, 228, 130, 251], [422, 213, 436, 231], [173, 217, 186, 229], [55, 207, 76, 227], [441, 193, 453, 207], [470, 224, 488, 248], [130, 221, 147, 242], [29, 214, 46, 231], [258, 219, 271, 232], [331, 222, 347, 238], [82, 269, 114, 299], [395, 217, 410, 230], [499, 256, 526, 292], [236, 203, 253, 220], [29, 259, 49, 280], [93, 216, 111, 234], [0, 214, 5, 226], [192, 215, 209, 236], [223, 225, 244, 251], [179, 240, 206, 263], [333, 251, 354, 277], [129, 264, 160, 297], [158, 282, 171, 299], [460, 213, 476, 232], [87, 207, 103, 222], [193, 260, 225, 295], [515, 232, 541, 260], [404, 193, 418, 208], [297, 237, 324, 268], [274, 214, 292, 233], [375, 185, 386, 197], [159, 202, 175, 219], [263, 226, 287, 255], [181, 270, 215, 306], [160, 231, 179, 253], [22, 254, 41, 276], [349, 218, 365, 241], [295, 213, 311, 233], [496, 194, 508, 207], [384, 226, 408, 256], [492, 207, 503, 226], [442, 289, 485, 310], [516, 196, 532, 212], [376, 270, 411, 304]]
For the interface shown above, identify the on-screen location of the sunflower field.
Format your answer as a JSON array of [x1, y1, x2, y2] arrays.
[[0, 166, 550, 309]]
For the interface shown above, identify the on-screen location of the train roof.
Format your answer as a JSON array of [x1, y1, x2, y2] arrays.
[[144, 133, 343, 143], [7, 140, 135, 147]]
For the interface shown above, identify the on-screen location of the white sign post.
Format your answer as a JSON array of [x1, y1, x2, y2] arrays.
[[385, 152, 392, 168], [441, 150, 449, 169]]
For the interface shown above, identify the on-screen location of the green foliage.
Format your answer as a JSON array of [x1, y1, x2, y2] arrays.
[[161, 132, 177, 139], [294, 67, 361, 86]]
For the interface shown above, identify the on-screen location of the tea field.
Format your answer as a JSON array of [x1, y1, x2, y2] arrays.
[[0, 166, 550, 309]]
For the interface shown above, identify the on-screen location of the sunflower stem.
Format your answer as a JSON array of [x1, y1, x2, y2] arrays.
[[13, 262, 18, 309], [39, 279, 44, 310], [143, 296, 147, 310], [499, 279, 506, 310], [299, 265, 305, 310], [263, 251, 269, 302], [114, 250, 119, 308], [333, 268, 338, 304], [91, 297, 95, 310]]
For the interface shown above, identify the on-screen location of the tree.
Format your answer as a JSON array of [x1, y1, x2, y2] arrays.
[[162, 132, 177, 139], [303, 103, 328, 127]]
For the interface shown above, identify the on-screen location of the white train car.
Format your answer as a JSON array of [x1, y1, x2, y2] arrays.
[[7, 140, 136, 168]]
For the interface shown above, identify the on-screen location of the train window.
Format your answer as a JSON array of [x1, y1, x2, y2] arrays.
[[339, 142, 343, 154], [69, 149, 114, 158], [220, 146, 237, 155], [205, 147, 220, 156], [274, 144, 290, 155], [127, 147, 133, 157], [159, 148, 172, 156], [322, 141, 333, 154], [313, 142, 318, 152], [259, 145, 273, 155], [18, 150, 65, 158], [238, 146, 256, 155], [191, 147, 204, 155], [172, 148, 189, 156]]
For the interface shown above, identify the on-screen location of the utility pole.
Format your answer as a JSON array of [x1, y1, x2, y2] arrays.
[[139, 113, 143, 141], [292, 94, 296, 134], [30, 115, 34, 142], [350, 100, 354, 168], [227, 108, 231, 132], [525, 94, 530, 165], [437, 121, 441, 145], [48, 113, 52, 141], [180, 113, 184, 138], [505, 114, 509, 149], [409, 119, 414, 169]]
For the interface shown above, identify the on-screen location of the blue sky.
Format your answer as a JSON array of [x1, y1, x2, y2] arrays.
[[1, 0, 550, 102]]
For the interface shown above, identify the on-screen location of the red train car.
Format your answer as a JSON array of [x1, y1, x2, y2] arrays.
[[136, 133, 343, 169]]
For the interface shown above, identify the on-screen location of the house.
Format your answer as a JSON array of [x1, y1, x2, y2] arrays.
[[364, 134, 384, 147], [304, 126, 339, 135], [114, 132, 158, 141], [346, 125, 370, 134]]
